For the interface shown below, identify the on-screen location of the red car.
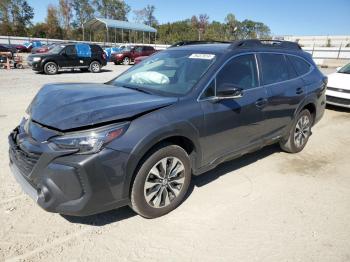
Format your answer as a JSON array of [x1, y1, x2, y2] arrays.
[[31, 43, 56, 54], [111, 45, 156, 65]]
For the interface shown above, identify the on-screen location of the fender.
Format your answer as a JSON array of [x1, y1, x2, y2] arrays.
[[122, 119, 202, 198]]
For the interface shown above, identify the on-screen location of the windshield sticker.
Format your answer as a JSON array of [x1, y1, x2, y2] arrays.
[[189, 54, 215, 60]]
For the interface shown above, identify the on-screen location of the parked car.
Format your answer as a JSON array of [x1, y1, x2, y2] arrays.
[[27, 43, 107, 74], [9, 40, 326, 218], [326, 63, 350, 108], [0, 44, 13, 53], [31, 43, 57, 54], [23, 41, 42, 52], [134, 55, 148, 64], [103, 46, 121, 61], [111, 45, 156, 65], [14, 44, 29, 52], [1, 44, 17, 54]]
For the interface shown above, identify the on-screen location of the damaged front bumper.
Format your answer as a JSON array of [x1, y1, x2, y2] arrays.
[[8, 126, 131, 216]]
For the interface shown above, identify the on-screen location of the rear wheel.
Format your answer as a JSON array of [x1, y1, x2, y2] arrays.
[[89, 61, 101, 73], [44, 62, 58, 75], [280, 109, 313, 153], [130, 144, 191, 218]]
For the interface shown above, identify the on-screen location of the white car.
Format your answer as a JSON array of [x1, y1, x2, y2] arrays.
[[326, 63, 350, 108]]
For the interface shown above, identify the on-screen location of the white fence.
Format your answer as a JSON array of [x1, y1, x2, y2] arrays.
[[1, 35, 349, 59], [0, 35, 169, 50]]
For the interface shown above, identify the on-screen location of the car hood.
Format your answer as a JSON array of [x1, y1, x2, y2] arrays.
[[27, 83, 177, 131], [327, 72, 350, 90]]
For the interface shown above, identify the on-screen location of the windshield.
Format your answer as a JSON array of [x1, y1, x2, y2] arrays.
[[111, 50, 217, 96], [339, 63, 350, 74], [49, 45, 65, 54]]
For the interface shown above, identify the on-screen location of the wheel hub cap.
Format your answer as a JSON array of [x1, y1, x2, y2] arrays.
[[144, 157, 185, 209]]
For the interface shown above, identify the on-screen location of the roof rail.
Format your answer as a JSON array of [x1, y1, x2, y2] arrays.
[[230, 39, 301, 50]]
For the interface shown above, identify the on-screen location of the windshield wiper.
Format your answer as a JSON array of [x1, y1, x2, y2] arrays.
[[121, 84, 153, 95]]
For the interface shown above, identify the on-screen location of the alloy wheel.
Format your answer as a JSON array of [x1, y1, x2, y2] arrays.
[[91, 62, 100, 72], [294, 115, 311, 148], [47, 64, 57, 74], [143, 157, 185, 208]]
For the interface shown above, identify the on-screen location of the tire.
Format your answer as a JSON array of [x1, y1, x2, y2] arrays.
[[44, 62, 58, 75], [279, 109, 313, 153], [16, 63, 24, 69], [89, 61, 101, 73], [114, 62, 119, 65], [130, 144, 191, 218], [122, 57, 130, 65]]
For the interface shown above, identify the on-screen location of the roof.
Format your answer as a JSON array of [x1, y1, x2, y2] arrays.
[[172, 44, 231, 54], [84, 17, 157, 33]]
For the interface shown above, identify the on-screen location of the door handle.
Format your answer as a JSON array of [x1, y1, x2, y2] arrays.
[[296, 87, 304, 95], [255, 98, 267, 108]]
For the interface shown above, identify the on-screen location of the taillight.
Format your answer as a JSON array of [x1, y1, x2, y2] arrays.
[[102, 53, 107, 60]]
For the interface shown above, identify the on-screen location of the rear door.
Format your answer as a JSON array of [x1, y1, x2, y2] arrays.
[[200, 54, 268, 164], [257, 53, 306, 140]]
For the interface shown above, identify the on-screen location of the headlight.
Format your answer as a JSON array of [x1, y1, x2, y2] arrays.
[[33, 57, 41, 62], [49, 123, 128, 154]]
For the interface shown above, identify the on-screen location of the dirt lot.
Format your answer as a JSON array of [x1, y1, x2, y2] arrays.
[[0, 65, 350, 262]]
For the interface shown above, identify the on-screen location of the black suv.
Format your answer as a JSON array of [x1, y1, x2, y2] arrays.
[[9, 40, 326, 218], [27, 43, 107, 74]]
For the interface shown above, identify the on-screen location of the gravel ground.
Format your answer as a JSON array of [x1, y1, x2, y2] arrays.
[[0, 65, 350, 262]]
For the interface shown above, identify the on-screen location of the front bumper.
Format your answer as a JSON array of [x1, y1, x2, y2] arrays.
[[8, 127, 130, 216], [27, 60, 42, 71], [326, 89, 350, 108]]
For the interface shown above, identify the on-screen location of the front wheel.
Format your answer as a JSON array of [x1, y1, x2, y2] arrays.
[[89, 61, 101, 73], [122, 57, 130, 65], [44, 62, 58, 75], [280, 109, 313, 153], [130, 144, 191, 218]]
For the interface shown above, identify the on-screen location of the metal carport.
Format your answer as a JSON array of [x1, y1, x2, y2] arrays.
[[83, 17, 157, 45]]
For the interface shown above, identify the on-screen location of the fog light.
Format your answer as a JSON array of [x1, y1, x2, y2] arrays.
[[37, 186, 51, 202]]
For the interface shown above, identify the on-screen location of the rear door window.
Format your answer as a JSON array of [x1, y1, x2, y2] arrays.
[[259, 53, 290, 85], [288, 55, 311, 76]]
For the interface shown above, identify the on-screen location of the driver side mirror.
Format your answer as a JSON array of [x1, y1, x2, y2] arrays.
[[216, 83, 244, 99]]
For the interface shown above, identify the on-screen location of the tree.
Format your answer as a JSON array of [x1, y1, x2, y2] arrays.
[[59, 0, 73, 39], [0, 0, 13, 35], [45, 5, 63, 39], [29, 23, 47, 38], [191, 14, 209, 40], [92, 0, 130, 20], [0, 0, 33, 36], [71, 0, 94, 28], [236, 19, 271, 39], [133, 5, 158, 26], [225, 13, 238, 40]]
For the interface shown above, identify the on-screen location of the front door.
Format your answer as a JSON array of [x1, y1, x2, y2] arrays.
[[200, 54, 267, 165], [59, 45, 79, 68]]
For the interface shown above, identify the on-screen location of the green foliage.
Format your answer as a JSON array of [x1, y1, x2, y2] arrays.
[[133, 5, 158, 26], [0, 0, 271, 44], [156, 15, 271, 44], [92, 0, 130, 20], [0, 0, 33, 36]]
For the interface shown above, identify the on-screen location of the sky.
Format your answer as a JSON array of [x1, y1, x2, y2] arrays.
[[28, 0, 350, 36]]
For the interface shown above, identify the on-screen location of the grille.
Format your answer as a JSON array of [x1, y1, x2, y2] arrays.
[[326, 95, 350, 106], [9, 135, 41, 177], [327, 87, 350, 94]]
